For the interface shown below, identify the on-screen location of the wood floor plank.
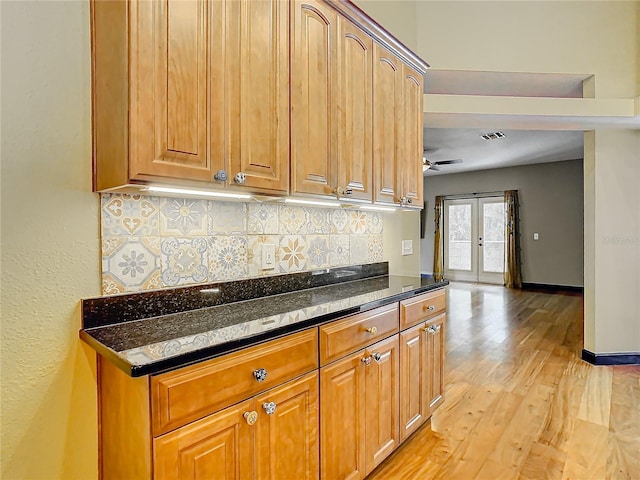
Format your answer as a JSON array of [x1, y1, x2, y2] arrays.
[[367, 283, 640, 480]]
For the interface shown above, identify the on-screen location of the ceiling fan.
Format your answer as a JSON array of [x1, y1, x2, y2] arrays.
[[422, 156, 463, 172]]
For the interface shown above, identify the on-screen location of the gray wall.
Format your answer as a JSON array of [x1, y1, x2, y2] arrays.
[[421, 159, 584, 287]]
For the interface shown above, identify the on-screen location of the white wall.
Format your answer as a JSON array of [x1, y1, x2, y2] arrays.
[[353, 0, 418, 51], [422, 160, 584, 287], [1, 2, 100, 478]]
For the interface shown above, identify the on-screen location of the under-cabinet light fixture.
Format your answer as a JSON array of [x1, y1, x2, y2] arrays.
[[359, 205, 397, 212], [143, 186, 252, 200], [283, 198, 341, 208]]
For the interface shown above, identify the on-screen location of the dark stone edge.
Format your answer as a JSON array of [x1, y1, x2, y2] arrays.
[[582, 349, 640, 366], [88, 281, 448, 377], [83, 262, 389, 329], [521, 283, 584, 294]]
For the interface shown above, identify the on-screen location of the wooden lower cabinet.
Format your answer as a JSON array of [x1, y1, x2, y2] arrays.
[[320, 335, 399, 480], [425, 314, 446, 415], [154, 399, 254, 480], [399, 313, 446, 443], [154, 372, 318, 480], [255, 373, 319, 480]]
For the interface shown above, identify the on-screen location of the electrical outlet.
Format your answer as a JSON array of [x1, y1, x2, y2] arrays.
[[533, 233, 539, 240], [401, 240, 413, 256], [262, 244, 276, 270]]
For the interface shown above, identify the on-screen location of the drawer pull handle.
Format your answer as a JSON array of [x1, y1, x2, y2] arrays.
[[372, 352, 382, 362], [365, 326, 378, 335], [262, 402, 277, 415], [423, 304, 436, 312], [426, 325, 441, 334], [361, 356, 372, 366], [253, 368, 267, 382], [243, 411, 258, 425]]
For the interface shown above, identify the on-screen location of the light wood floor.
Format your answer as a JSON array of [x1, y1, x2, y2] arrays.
[[369, 282, 640, 480]]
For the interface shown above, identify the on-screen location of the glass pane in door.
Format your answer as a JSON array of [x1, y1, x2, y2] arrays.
[[448, 204, 472, 270], [482, 202, 506, 273]]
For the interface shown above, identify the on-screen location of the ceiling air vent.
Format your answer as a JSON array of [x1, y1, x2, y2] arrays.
[[481, 131, 506, 141]]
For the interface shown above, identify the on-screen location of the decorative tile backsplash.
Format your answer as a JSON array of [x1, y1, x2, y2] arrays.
[[100, 193, 384, 294]]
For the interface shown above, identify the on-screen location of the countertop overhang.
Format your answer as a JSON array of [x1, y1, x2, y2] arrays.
[[80, 266, 448, 377]]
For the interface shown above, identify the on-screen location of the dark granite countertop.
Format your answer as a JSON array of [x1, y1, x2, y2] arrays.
[[80, 266, 447, 377]]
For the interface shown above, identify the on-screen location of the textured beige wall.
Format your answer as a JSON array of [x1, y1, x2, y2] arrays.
[[0, 2, 100, 479], [421, 160, 584, 287], [383, 210, 421, 277], [352, 0, 418, 50], [417, 1, 638, 98]]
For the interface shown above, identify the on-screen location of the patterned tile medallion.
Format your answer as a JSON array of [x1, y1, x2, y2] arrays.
[[247, 235, 280, 277], [101, 193, 159, 236], [330, 208, 350, 234], [305, 208, 331, 234], [247, 204, 279, 234], [279, 205, 307, 234], [367, 212, 384, 234], [349, 210, 369, 234], [329, 235, 350, 267], [307, 235, 330, 269], [368, 234, 384, 262], [209, 201, 246, 234], [161, 237, 208, 286], [102, 236, 161, 292], [279, 235, 308, 272], [208, 235, 248, 281], [160, 197, 208, 236]]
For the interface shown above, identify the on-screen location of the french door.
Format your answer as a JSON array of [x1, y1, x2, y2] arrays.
[[444, 197, 506, 284]]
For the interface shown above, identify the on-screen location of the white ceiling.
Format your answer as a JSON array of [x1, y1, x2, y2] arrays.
[[421, 70, 637, 176]]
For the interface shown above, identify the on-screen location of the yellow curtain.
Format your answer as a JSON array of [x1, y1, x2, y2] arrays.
[[433, 196, 444, 281], [504, 190, 522, 288]]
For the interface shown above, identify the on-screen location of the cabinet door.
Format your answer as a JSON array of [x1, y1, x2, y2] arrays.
[[254, 372, 319, 480], [226, 0, 289, 193], [400, 63, 424, 207], [291, 0, 339, 197], [425, 314, 446, 414], [372, 43, 402, 205], [399, 323, 428, 442], [130, 0, 220, 183], [320, 351, 366, 480], [154, 399, 253, 480], [364, 335, 400, 475], [337, 18, 373, 202]]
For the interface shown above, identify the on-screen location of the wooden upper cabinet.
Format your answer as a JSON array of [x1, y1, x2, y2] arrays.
[[338, 18, 373, 202], [399, 63, 424, 208], [225, 0, 289, 194], [291, 0, 339, 197], [131, 0, 221, 183], [372, 43, 402, 206]]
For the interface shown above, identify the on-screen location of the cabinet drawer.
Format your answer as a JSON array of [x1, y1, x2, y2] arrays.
[[151, 328, 318, 436], [320, 303, 399, 365], [400, 289, 446, 330]]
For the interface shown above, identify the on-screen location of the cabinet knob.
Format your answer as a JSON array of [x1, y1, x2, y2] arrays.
[[423, 304, 436, 312], [372, 352, 382, 362], [234, 172, 246, 185], [213, 169, 228, 182], [365, 326, 378, 335], [407, 197, 413, 204], [426, 325, 441, 334], [253, 368, 267, 382], [262, 402, 277, 415], [361, 356, 371, 366], [243, 411, 258, 425], [400, 196, 407, 206]]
